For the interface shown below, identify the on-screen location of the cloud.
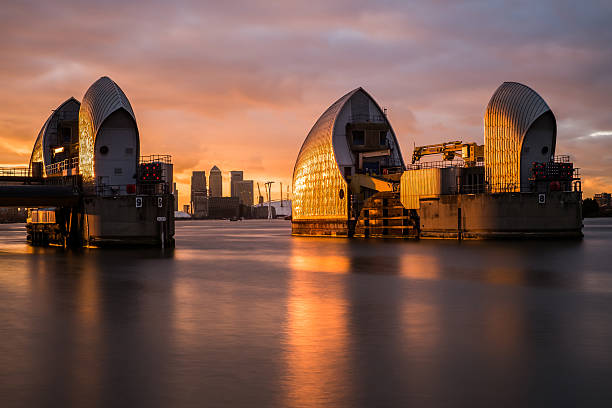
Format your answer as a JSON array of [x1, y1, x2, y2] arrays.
[[1, 0, 611, 205], [588, 131, 612, 138]]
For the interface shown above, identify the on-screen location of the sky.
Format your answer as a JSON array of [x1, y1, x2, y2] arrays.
[[1, 0, 611, 207]]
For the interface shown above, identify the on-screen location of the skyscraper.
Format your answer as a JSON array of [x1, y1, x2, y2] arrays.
[[234, 180, 254, 205], [209, 165, 222, 197], [230, 171, 243, 198], [172, 182, 179, 211], [191, 171, 207, 218]]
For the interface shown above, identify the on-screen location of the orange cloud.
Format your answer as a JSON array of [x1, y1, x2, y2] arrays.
[[1, 0, 611, 208]]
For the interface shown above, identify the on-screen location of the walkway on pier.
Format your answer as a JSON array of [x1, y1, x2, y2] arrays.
[[0, 167, 81, 207]]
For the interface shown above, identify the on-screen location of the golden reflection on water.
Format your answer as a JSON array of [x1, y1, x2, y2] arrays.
[[399, 252, 442, 391], [71, 256, 103, 406], [76, 258, 101, 327], [172, 277, 206, 349], [289, 254, 350, 274], [399, 253, 441, 281], [284, 241, 351, 407]]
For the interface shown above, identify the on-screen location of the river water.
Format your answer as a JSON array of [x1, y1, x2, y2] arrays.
[[0, 219, 611, 407]]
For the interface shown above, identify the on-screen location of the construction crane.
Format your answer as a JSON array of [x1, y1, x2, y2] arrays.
[[257, 182, 264, 205], [411, 141, 484, 164]]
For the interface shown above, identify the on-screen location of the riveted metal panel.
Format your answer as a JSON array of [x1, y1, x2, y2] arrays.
[[291, 90, 354, 220]]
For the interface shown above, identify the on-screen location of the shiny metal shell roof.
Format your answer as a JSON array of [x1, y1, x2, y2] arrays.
[[292, 87, 403, 220], [484, 82, 552, 144], [78, 77, 138, 182], [30, 97, 80, 174], [484, 82, 556, 191], [291, 89, 351, 220], [79, 76, 136, 136], [293, 87, 404, 182], [293, 88, 357, 177]]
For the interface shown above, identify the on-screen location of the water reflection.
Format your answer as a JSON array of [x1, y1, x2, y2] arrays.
[[400, 253, 441, 280], [289, 253, 350, 274], [1, 220, 612, 407], [285, 238, 351, 407], [17, 248, 105, 407], [284, 233, 612, 406]]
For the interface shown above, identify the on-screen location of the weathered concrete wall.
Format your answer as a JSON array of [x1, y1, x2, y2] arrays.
[[84, 194, 174, 246], [418, 191, 582, 239]]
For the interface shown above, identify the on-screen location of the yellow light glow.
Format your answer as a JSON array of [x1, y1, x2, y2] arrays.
[[284, 246, 350, 406], [291, 97, 347, 221]]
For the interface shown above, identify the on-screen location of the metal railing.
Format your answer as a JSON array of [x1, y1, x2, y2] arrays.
[[0, 167, 31, 177], [27, 208, 56, 224], [414, 180, 583, 195], [406, 160, 484, 170], [474, 182, 581, 194], [45, 157, 79, 175], [554, 155, 571, 163], [95, 182, 169, 197], [349, 114, 386, 123], [140, 154, 172, 164]]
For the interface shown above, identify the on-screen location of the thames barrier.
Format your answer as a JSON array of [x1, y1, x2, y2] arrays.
[[0, 80, 583, 246], [0, 76, 175, 247], [291, 83, 583, 239]]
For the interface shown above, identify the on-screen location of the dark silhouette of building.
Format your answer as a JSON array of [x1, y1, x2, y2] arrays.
[[191, 171, 207, 218], [230, 171, 243, 198], [209, 165, 222, 197], [0, 208, 27, 223], [208, 197, 239, 219], [172, 182, 179, 211], [594, 193, 611, 209], [234, 180, 253, 205]]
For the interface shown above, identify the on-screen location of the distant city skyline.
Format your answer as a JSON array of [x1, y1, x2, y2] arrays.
[[187, 166, 258, 206], [1, 1, 611, 209]]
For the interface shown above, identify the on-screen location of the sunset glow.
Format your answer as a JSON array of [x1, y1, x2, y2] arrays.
[[1, 1, 611, 208]]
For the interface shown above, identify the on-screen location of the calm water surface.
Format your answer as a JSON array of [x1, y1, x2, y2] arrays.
[[1, 219, 612, 407]]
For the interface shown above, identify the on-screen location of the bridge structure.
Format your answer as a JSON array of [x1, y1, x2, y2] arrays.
[[0, 167, 80, 206], [0, 166, 84, 246]]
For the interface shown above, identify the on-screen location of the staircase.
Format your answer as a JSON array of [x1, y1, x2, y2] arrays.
[[353, 191, 419, 239]]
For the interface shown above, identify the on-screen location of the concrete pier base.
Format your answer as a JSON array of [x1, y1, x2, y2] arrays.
[[417, 191, 583, 240], [83, 195, 175, 247], [290, 191, 582, 240]]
